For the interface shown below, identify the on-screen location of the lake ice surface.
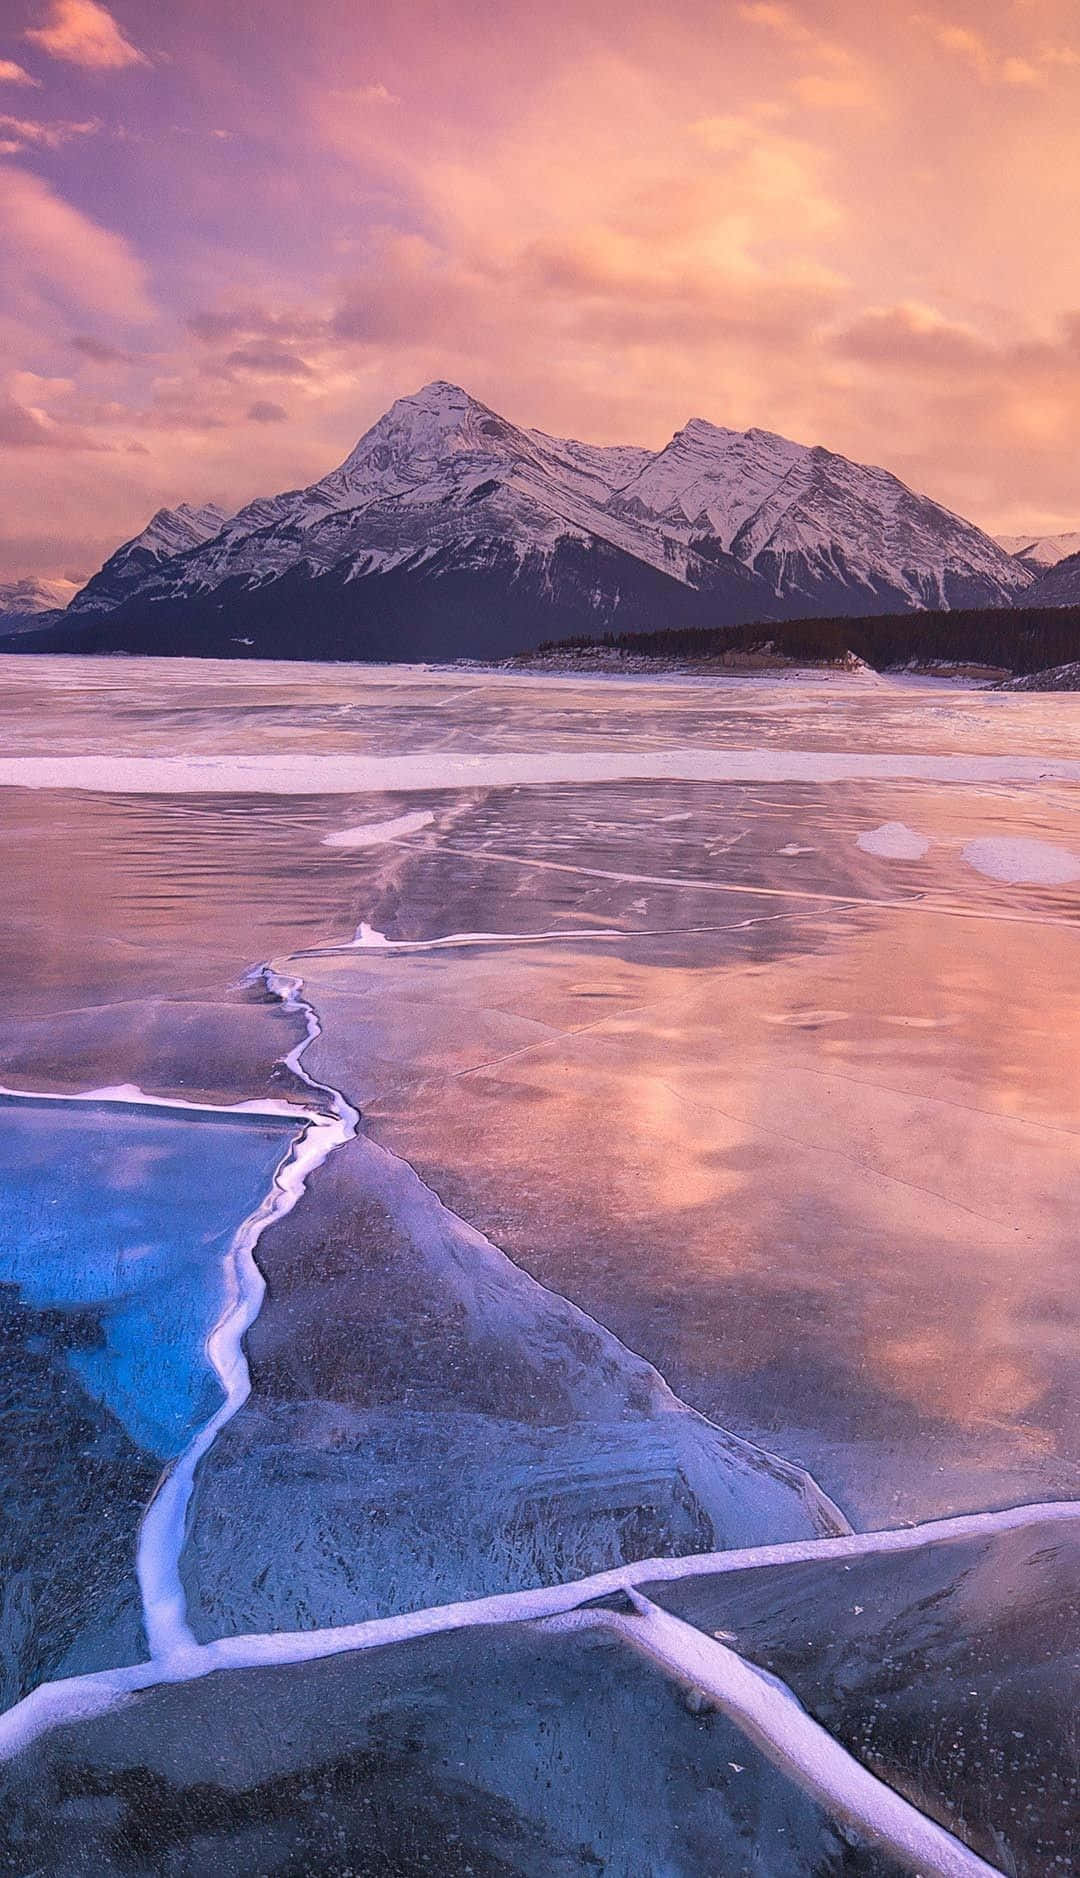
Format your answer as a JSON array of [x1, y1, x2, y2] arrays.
[[0, 657, 1077, 1874]]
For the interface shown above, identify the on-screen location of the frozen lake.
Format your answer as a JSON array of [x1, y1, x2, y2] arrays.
[[0, 655, 1077, 1874]]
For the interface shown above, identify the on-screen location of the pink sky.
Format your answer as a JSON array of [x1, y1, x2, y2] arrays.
[[3, 0, 1080, 580]]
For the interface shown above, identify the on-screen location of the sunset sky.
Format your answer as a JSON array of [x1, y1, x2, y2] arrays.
[[3, 0, 1080, 582]]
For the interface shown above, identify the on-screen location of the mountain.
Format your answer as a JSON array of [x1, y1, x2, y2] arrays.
[[69, 501, 232, 617], [1022, 548, 1080, 609], [20, 383, 1033, 661], [0, 576, 79, 634], [608, 417, 1028, 613], [996, 530, 1080, 570]]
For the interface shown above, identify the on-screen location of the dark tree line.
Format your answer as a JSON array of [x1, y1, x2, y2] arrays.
[[539, 604, 1080, 675]]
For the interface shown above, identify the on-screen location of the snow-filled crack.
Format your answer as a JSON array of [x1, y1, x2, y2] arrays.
[[4, 1501, 1080, 1872], [135, 968, 359, 1658]]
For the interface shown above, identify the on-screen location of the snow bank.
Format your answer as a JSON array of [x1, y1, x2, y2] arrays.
[[856, 823, 932, 860], [961, 836, 1080, 885], [322, 810, 435, 848], [2, 747, 1080, 794]]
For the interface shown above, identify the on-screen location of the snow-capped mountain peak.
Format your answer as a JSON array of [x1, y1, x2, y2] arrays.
[[138, 502, 231, 556], [611, 418, 1030, 609], [319, 381, 519, 506], [612, 420, 809, 546]]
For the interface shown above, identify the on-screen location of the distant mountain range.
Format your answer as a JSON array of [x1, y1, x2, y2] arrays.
[[994, 530, 1080, 570], [5, 381, 1075, 661], [0, 575, 80, 635]]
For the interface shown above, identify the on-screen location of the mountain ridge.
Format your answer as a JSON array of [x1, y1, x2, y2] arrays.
[[19, 382, 1035, 660]]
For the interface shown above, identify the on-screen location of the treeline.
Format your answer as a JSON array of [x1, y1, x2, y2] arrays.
[[538, 604, 1080, 675]]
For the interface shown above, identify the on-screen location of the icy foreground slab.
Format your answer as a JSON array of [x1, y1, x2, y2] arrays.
[[643, 1511, 1080, 1875], [0, 1096, 297, 1458], [0, 1096, 298, 1706], [1, 660, 1078, 1870], [182, 1134, 844, 1639], [0, 1621, 912, 1878]]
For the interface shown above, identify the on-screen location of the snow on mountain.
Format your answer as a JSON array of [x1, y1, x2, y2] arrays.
[[207, 383, 657, 568], [996, 530, 1080, 570], [0, 575, 78, 619], [69, 501, 231, 615], [46, 383, 1034, 660], [611, 422, 806, 545], [616, 419, 1031, 610], [104, 385, 702, 609]]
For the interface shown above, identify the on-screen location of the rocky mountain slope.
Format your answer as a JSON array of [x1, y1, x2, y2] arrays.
[[1023, 547, 1080, 609], [14, 383, 1034, 659]]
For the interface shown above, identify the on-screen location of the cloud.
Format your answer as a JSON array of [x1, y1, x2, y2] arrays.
[[0, 113, 100, 153], [739, 2, 879, 114], [247, 399, 288, 422], [830, 300, 1080, 383], [739, 3, 811, 44], [331, 234, 485, 346], [910, 14, 1079, 87], [0, 389, 111, 450], [821, 297, 1080, 526], [0, 393, 49, 446], [70, 332, 136, 363], [222, 342, 313, 377], [352, 82, 398, 105], [0, 165, 153, 322], [516, 232, 840, 350], [0, 60, 39, 87], [186, 304, 325, 344], [830, 301, 995, 370], [24, 0, 148, 71]]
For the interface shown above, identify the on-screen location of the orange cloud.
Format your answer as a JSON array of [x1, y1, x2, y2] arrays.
[[911, 12, 1080, 87], [24, 0, 148, 71], [739, 1, 880, 114], [0, 59, 39, 87], [831, 301, 996, 369]]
